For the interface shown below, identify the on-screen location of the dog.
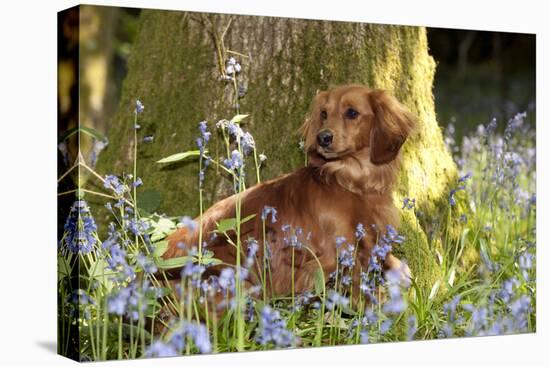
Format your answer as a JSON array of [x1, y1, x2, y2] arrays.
[[163, 84, 416, 299]]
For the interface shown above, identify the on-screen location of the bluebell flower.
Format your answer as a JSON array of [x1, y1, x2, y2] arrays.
[[360, 330, 369, 344], [135, 99, 144, 114], [181, 258, 205, 284], [137, 253, 157, 274], [104, 174, 127, 196], [223, 150, 244, 171], [218, 267, 235, 293], [226, 121, 243, 138], [245, 239, 259, 268], [145, 341, 178, 357], [382, 269, 407, 314], [326, 290, 349, 310], [518, 251, 534, 281], [407, 315, 417, 340], [196, 120, 211, 157], [241, 132, 256, 155], [402, 197, 416, 210], [169, 322, 212, 354], [255, 306, 295, 348], [62, 200, 98, 255], [380, 319, 393, 335], [126, 218, 150, 236], [101, 231, 119, 250], [443, 295, 461, 322], [261, 206, 278, 223], [107, 289, 129, 315], [335, 236, 347, 248], [338, 243, 355, 268], [178, 216, 198, 234], [355, 223, 366, 240]]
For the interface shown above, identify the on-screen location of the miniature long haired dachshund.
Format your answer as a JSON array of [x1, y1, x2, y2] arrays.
[[163, 84, 416, 297]]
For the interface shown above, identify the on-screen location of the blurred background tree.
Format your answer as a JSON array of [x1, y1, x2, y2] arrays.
[[428, 28, 535, 141]]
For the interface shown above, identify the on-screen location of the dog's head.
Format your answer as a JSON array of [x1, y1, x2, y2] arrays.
[[300, 85, 416, 167]]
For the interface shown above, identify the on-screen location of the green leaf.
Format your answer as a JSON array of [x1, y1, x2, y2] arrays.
[[429, 279, 441, 300], [149, 218, 176, 242], [57, 255, 71, 278], [156, 256, 191, 270], [215, 214, 256, 233], [81, 322, 151, 342], [145, 287, 172, 299], [201, 257, 223, 266], [216, 218, 237, 233], [156, 150, 204, 164], [314, 268, 325, 296], [230, 114, 249, 124], [89, 259, 109, 278], [153, 240, 169, 258]]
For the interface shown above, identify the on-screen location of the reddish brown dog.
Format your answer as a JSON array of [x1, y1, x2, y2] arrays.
[[163, 84, 416, 297]]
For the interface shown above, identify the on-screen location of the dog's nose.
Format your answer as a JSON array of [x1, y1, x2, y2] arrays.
[[317, 130, 333, 148]]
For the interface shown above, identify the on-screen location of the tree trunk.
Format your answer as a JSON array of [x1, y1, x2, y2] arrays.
[[97, 9, 463, 290]]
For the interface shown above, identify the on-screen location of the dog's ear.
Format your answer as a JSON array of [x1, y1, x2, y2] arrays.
[[368, 89, 417, 165], [299, 90, 328, 166], [300, 90, 328, 149]]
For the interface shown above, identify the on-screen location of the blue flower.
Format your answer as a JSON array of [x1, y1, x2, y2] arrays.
[[335, 236, 347, 248], [169, 322, 212, 354], [255, 306, 295, 348], [360, 330, 370, 344], [382, 269, 407, 314], [62, 200, 98, 255], [104, 174, 127, 196], [107, 289, 128, 315], [196, 120, 211, 157], [261, 206, 278, 223], [338, 244, 355, 268], [137, 253, 157, 274], [241, 132, 256, 155], [407, 315, 417, 340], [223, 150, 243, 171], [181, 258, 205, 283], [135, 99, 144, 114], [355, 223, 366, 240], [126, 218, 150, 236], [245, 239, 259, 268], [218, 267, 235, 293], [402, 197, 416, 210], [178, 216, 198, 234], [326, 290, 349, 310], [145, 341, 178, 357], [143, 135, 154, 143]]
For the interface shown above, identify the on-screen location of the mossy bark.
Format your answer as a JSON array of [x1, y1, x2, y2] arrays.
[[97, 10, 463, 290]]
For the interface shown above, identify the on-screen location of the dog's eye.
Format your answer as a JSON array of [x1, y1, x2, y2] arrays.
[[320, 110, 327, 120], [345, 108, 359, 120]]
